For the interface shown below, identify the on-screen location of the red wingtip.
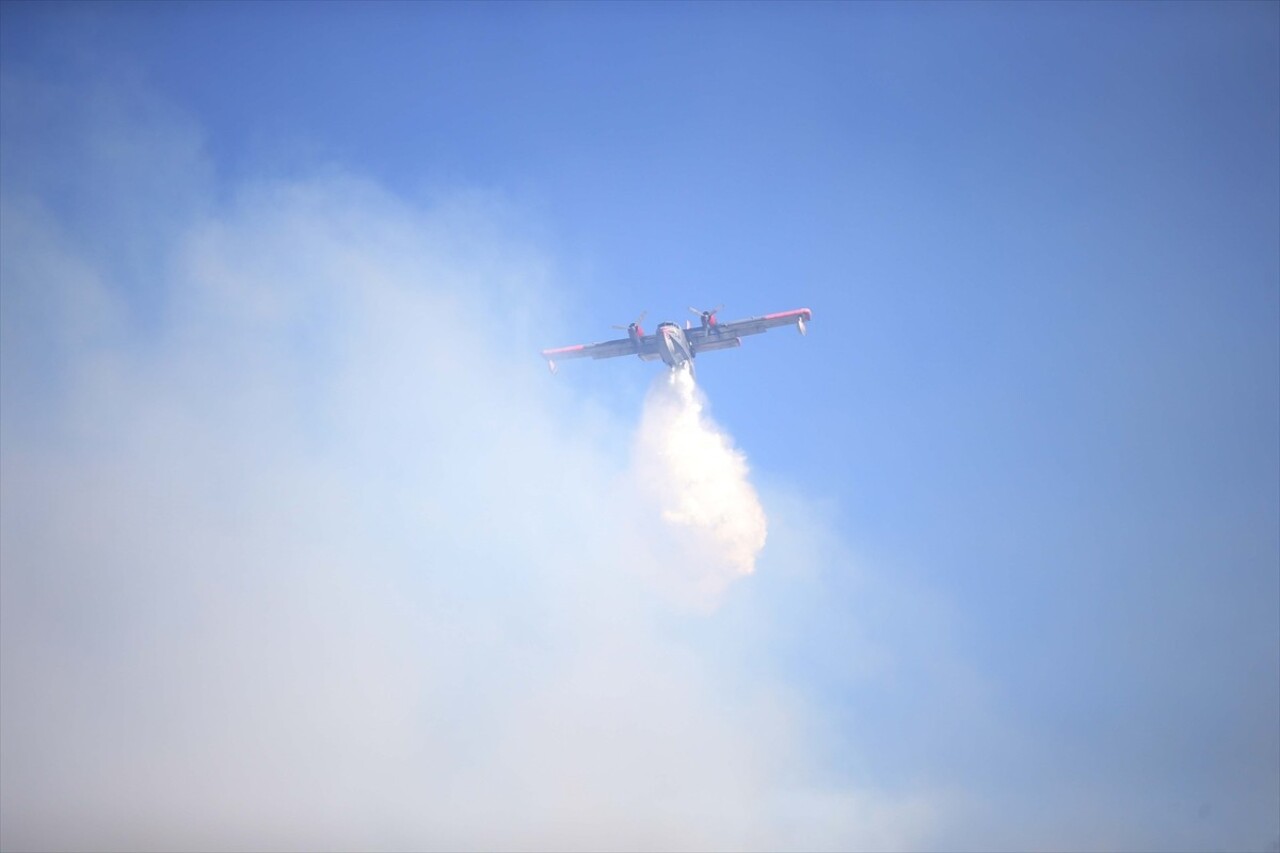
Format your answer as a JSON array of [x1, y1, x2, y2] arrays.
[[763, 308, 813, 321], [541, 344, 586, 357]]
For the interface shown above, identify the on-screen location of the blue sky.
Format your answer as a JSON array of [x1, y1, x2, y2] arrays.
[[2, 2, 1277, 850]]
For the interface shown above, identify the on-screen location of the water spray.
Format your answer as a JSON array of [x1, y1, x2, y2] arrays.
[[632, 366, 768, 602]]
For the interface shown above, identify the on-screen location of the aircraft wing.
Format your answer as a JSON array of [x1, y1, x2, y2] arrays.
[[688, 308, 811, 349], [541, 334, 659, 366]]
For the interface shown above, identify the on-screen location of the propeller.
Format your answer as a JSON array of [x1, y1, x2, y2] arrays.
[[611, 310, 647, 331], [689, 304, 724, 325]]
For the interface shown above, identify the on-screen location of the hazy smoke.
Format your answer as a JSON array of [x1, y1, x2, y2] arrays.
[[0, 74, 944, 852], [633, 365, 768, 605]]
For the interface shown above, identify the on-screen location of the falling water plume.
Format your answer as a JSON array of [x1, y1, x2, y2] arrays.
[[632, 366, 768, 603]]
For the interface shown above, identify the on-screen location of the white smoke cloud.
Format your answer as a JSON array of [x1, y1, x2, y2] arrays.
[[632, 366, 768, 606], [0, 76, 945, 851]]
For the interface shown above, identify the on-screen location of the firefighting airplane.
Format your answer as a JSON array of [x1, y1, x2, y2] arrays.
[[542, 306, 811, 376]]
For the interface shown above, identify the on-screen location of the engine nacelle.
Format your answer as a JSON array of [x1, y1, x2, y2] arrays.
[[797, 316, 807, 336]]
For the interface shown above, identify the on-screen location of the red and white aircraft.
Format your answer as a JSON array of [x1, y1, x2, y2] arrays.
[[542, 306, 811, 376]]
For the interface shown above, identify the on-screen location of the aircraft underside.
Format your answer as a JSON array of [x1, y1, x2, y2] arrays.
[[540, 307, 810, 375]]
